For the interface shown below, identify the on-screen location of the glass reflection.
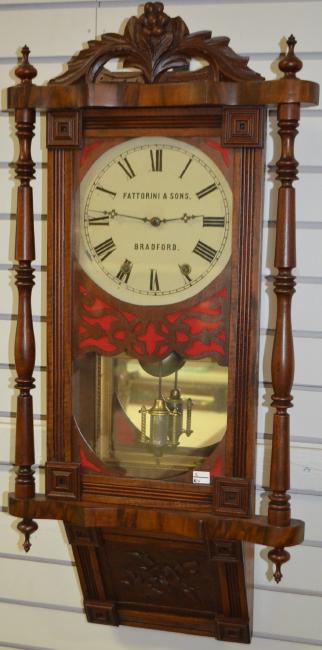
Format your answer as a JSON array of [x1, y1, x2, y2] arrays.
[[74, 353, 228, 478]]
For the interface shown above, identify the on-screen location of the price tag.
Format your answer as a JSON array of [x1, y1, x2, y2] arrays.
[[193, 470, 210, 485]]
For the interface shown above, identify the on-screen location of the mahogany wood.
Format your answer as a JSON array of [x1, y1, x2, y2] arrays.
[[7, 78, 319, 111], [9, 494, 304, 548], [7, 2, 319, 641], [49, 4, 262, 86], [13, 47, 38, 552], [47, 148, 74, 463], [268, 37, 302, 583]]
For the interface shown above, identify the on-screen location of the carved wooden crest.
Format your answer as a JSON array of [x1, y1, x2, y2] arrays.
[[50, 1, 263, 85]]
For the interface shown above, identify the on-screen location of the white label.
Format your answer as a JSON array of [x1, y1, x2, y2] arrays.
[[193, 470, 211, 485]]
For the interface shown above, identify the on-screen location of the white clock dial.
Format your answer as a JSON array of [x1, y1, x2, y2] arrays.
[[79, 137, 232, 306]]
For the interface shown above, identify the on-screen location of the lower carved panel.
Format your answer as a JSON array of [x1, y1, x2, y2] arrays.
[[65, 524, 251, 642]]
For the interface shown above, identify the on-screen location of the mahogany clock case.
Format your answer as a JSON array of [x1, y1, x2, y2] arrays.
[[7, 1, 319, 644], [44, 107, 265, 643]]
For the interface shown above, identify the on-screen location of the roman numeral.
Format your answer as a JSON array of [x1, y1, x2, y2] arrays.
[[116, 259, 133, 283], [88, 214, 110, 226], [96, 186, 116, 198], [94, 237, 116, 261], [150, 149, 162, 172], [118, 157, 135, 179], [203, 216, 225, 227], [179, 263, 192, 283], [179, 158, 192, 179], [196, 182, 217, 199], [193, 240, 217, 263], [150, 269, 160, 291]]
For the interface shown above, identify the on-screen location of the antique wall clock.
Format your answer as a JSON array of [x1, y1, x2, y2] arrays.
[[7, 2, 319, 643]]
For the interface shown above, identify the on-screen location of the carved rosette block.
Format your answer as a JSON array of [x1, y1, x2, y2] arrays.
[[46, 462, 80, 499], [268, 36, 302, 582], [213, 478, 251, 517], [13, 46, 38, 551]]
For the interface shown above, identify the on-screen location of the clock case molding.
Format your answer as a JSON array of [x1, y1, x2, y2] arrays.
[[7, 3, 319, 644]]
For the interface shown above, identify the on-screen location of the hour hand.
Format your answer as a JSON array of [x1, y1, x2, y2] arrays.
[[108, 211, 166, 227], [108, 209, 148, 223]]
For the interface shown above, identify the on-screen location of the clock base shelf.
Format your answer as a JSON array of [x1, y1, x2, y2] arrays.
[[8, 493, 304, 548], [8, 495, 303, 641]]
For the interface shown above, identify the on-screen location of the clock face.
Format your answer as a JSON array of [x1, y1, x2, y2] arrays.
[[79, 137, 232, 306]]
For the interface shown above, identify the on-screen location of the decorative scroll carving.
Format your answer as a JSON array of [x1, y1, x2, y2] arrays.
[[78, 280, 228, 363], [13, 47, 38, 552], [120, 550, 202, 603], [50, 2, 262, 85], [268, 36, 302, 583]]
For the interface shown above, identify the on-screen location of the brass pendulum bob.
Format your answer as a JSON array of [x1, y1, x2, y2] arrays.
[[148, 374, 171, 457], [167, 371, 184, 446]]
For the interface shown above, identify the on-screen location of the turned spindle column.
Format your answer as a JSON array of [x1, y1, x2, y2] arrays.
[[268, 36, 302, 582], [13, 46, 38, 551]]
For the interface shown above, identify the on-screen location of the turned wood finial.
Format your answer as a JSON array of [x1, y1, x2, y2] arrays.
[[140, 2, 170, 37], [279, 35, 303, 78], [15, 45, 37, 85], [268, 547, 290, 583], [17, 518, 38, 553]]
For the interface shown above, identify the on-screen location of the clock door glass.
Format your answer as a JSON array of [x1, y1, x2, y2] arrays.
[[73, 136, 232, 480]]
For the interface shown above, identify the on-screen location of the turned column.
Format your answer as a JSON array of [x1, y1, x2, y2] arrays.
[[268, 36, 302, 582], [13, 47, 38, 551]]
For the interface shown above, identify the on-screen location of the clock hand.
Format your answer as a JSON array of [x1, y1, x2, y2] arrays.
[[92, 210, 223, 227], [107, 210, 167, 227], [163, 213, 198, 223], [165, 214, 225, 225]]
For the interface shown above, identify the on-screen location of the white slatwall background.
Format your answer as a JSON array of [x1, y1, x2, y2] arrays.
[[0, 1, 321, 648]]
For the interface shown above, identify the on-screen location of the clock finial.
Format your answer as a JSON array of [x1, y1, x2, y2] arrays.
[[141, 2, 170, 37], [15, 45, 37, 85], [279, 34, 303, 78]]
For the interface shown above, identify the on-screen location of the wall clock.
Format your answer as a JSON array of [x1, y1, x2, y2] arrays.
[[7, 2, 319, 643]]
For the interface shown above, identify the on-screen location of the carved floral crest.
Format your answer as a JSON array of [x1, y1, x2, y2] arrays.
[[50, 1, 263, 85]]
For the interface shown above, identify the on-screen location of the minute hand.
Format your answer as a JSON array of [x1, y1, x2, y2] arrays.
[[165, 214, 225, 225]]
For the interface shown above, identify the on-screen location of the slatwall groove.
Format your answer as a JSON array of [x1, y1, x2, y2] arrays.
[[0, 642, 58, 650], [0, 597, 83, 614], [0, 214, 47, 220], [265, 221, 322, 229], [303, 540, 322, 548], [254, 585, 322, 598], [254, 633, 322, 647], [0, 412, 45, 419], [0, 316, 46, 323], [262, 329, 322, 338], [260, 381, 322, 391], [0, 2, 98, 11], [0, 552, 73, 566], [0, 363, 46, 370]]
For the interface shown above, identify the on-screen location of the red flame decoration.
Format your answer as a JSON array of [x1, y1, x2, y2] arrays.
[[78, 283, 228, 363]]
